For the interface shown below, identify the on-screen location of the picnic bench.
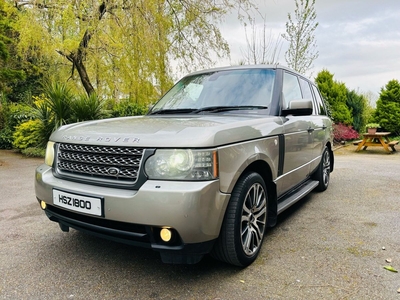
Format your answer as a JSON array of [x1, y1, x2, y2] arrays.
[[355, 132, 398, 153]]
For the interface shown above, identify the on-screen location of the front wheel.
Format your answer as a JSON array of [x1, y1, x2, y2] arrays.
[[211, 172, 268, 267], [313, 146, 331, 192]]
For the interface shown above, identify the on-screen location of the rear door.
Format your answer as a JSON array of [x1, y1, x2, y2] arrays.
[[310, 84, 330, 169]]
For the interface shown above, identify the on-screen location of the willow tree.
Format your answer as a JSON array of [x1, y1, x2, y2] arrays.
[[13, 0, 255, 102], [0, 0, 25, 96]]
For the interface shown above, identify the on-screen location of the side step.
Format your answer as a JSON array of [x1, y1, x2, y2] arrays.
[[277, 180, 319, 214]]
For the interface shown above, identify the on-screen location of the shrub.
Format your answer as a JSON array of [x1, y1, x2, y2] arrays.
[[333, 123, 359, 143], [70, 93, 107, 122], [42, 81, 73, 128], [13, 119, 45, 149], [7, 102, 36, 128], [110, 99, 149, 117], [32, 95, 55, 144], [0, 101, 5, 130], [0, 127, 13, 149]]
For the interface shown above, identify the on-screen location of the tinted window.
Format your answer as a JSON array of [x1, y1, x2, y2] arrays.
[[299, 78, 317, 114], [299, 78, 313, 99], [312, 85, 326, 115], [282, 72, 302, 108], [151, 69, 276, 111]]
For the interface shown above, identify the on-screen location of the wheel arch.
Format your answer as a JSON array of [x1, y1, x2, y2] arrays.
[[326, 141, 334, 173], [235, 160, 278, 228]]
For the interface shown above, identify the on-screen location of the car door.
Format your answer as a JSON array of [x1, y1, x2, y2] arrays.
[[279, 72, 314, 194], [310, 84, 331, 168], [298, 77, 321, 172]]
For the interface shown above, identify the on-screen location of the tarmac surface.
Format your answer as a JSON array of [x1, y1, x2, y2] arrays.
[[0, 145, 399, 300]]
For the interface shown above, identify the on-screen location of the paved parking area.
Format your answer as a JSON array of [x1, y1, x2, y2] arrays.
[[0, 148, 399, 300]]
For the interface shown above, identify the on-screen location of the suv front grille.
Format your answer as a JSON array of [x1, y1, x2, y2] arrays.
[[56, 143, 144, 184]]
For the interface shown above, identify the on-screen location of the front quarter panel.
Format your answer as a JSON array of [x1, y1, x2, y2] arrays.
[[218, 136, 280, 193]]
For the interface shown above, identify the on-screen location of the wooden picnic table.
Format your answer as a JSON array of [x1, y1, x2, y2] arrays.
[[354, 132, 398, 153]]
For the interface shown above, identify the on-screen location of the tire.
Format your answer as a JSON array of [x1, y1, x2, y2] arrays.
[[211, 172, 268, 267], [313, 146, 331, 192]]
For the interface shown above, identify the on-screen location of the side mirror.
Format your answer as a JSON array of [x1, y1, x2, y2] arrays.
[[281, 99, 313, 116]]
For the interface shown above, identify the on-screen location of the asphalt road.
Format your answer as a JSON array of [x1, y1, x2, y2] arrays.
[[1, 147, 399, 300]]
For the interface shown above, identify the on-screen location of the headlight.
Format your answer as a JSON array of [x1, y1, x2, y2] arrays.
[[44, 141, 55, 166], [145, 149, 218, 180]]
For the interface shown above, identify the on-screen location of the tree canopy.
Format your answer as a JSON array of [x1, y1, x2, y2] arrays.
[[13, 0, 256, 101], [374, 79, 400, 135], [346, 89, 368, 133], [315, 70, 352, 125], [282, 0, 318, 75], [240, 18, 282, 65], [0, 0, 25, 97]]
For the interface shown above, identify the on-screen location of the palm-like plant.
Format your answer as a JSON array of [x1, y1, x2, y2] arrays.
[[42, 81, 73, 128], [70, 93, 106, 123], [33, 97, 55, 147]]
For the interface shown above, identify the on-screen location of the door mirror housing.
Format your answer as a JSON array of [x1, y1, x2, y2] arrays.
[[281, 99, 313, 116]]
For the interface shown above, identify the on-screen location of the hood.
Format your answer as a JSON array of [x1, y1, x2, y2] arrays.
[[51, 114, 283, 148]]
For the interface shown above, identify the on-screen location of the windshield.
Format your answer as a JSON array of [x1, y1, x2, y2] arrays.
[[149, 69, 276, 114]]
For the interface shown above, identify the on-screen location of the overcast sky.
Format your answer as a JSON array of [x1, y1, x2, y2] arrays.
[[217, 0, 400, 98]]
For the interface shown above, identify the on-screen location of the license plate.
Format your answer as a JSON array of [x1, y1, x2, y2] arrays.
[[53, 189, 102, 216]]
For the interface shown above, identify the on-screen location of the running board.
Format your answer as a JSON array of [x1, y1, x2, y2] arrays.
[[277, 180, 319, 214]]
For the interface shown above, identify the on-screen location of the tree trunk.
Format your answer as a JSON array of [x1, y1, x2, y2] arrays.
[[58, 0, 109, 96], [70, 30, 95, 96]]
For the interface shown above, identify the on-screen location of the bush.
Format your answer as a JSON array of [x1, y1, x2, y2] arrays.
[[42, 81, 73, 128], [7, 102, 36, 128], [0, 101, 5, 130], [333, 123, 359, 143], [70, 93, 107, 122], [32, 95, 55, 144], [110, 99, 149, 117], [0, 127, 13, 149], [12, 119, 44, 149]]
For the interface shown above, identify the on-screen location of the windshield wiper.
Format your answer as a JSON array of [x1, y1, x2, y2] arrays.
[[148, 106, 268, 115], [191, 105, 268, 114], [148, 108, 197, 115]]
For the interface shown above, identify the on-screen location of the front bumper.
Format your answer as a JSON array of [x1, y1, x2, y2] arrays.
[[35, 164, 230, 263]]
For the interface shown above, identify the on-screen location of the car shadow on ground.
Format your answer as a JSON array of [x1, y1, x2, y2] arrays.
[[38, 191, 315, 280]]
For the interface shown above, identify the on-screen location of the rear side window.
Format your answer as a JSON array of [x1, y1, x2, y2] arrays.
[[299, 78, 313, 99], [312, 85, 327, 116], [282, 72, 302, 108], [299, 78, 317, 114]]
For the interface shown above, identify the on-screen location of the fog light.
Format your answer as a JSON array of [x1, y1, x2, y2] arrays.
[[160, 228, 172, 242], [40, 201, 47, 210]]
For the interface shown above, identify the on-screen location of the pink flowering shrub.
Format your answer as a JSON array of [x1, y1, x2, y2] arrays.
[[333, 123, 359, 143]]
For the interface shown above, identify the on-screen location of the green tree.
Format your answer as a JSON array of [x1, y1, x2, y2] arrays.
[[14, 0, 256, 102], [374, 79, 400, 135], [0, 0, 25, 95], [315, 70, 352, 125], [346, 89, 368, 133], [282, 0, 318, 74]]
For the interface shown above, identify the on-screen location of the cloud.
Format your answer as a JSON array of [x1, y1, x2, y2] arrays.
[[216, 0, 400, 95]]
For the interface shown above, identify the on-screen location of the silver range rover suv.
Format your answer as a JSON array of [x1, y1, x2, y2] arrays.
[[35, 65, 334, 267]]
